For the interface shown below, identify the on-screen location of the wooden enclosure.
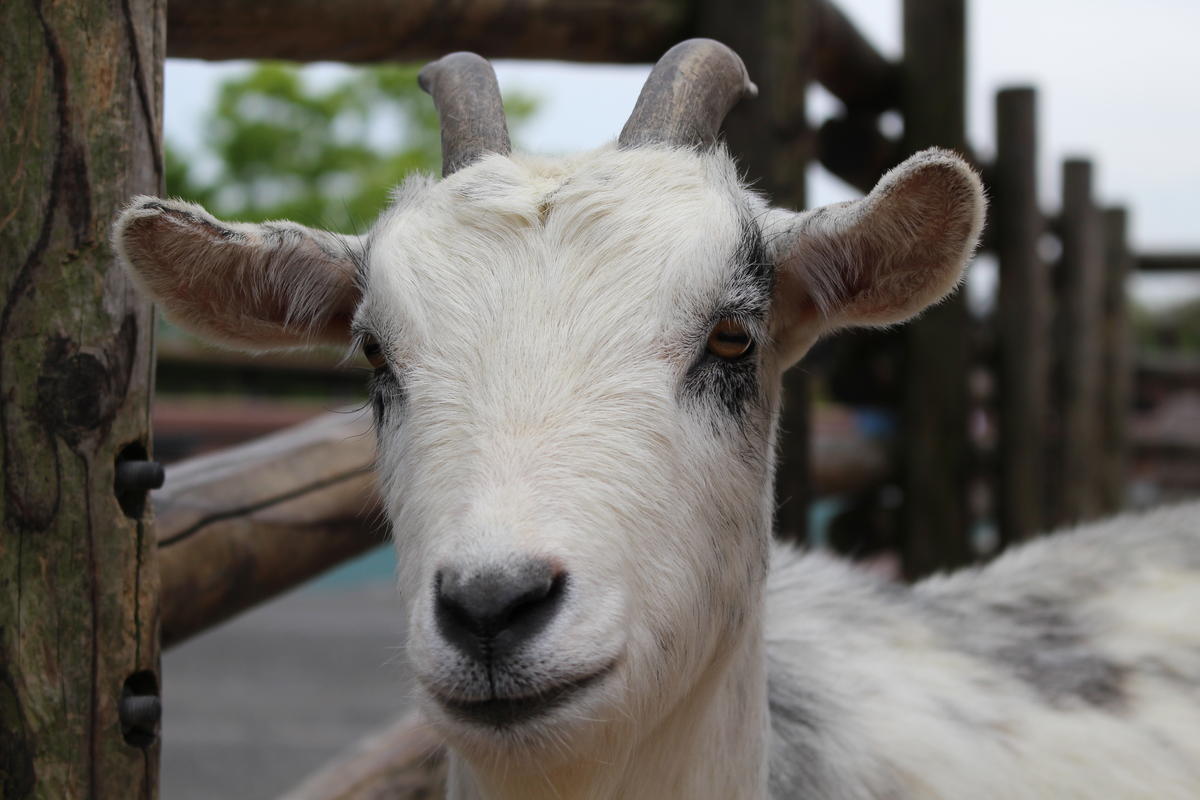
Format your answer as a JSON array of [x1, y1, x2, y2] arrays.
[[3, 0, 1196, 796]]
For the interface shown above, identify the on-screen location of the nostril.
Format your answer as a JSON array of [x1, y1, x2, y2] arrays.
[[434, 561, 568, 661], [495, 570, 566, 634]]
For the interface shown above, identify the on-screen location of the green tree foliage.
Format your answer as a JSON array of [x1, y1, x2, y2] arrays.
[[1133, 298, 1200, 355], [167, 63, 537, 234]]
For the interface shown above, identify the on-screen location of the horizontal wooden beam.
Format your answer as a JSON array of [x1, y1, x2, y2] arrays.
[[168, 0, 684, 64], [812, 0, 900, 112], [1136, 354, 1200, 380], [157, 340, 365, 396], [156, 410, 384, 648], [1137, 252, 1200, 272], [166, 0, 898, 113]]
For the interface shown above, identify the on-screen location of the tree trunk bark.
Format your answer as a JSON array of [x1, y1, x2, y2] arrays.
[[0, 0, 164, 797]]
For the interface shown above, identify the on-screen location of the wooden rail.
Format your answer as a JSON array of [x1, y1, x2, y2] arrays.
[[811, 0, 900, 112], [1137, 253, 1200, 272], [156, 411, 384, 647], [166, 0, 898, 115], [156, 340, 365, 396]]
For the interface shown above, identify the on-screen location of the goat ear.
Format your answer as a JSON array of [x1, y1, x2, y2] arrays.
[[112, 197, 362, 350], [767, 148, 985, 367]]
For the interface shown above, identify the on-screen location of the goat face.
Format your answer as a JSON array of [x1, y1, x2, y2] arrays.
[[113, 40, 984, 767], [361, 147, 783, 756]]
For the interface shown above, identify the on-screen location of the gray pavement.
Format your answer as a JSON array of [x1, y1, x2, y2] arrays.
[[162, 580, 415, 800]]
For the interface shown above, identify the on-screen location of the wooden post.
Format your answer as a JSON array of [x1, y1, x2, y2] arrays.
[[994, 87, 1049, 545], [1052, 159, 1105, 525], [898, 0, 973, 577], [697, 0, 815, 542], [0, 0, 164, 796], [1099, 207, 1132, 513]]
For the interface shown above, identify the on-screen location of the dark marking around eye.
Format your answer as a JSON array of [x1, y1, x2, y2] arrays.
[[679, 217, 773, 423], [368, 368, 405, 428], [732, 218, 773, 313], [684, 355, 759, 418]]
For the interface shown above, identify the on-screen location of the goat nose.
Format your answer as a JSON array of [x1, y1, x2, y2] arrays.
[[434, 559, 566, 662]]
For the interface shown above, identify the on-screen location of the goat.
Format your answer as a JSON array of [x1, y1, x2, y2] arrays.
[[114, 40, 1200, 800]]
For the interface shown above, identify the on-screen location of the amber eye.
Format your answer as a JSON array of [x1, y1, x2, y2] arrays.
[[706, 318, 754, 360], [362, 335, 387, 370]]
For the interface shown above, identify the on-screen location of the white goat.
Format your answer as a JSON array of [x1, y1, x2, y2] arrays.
[[115, 40, 1200, 800]]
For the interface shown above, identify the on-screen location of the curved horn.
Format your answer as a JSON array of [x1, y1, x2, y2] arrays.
[[619, 39, 758, 150], [418, 52, 512, 176]]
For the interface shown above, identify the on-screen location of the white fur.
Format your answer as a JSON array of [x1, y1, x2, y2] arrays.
[[766, 504, 1200, 799], [111, 139, 1200, 800], [361, 148, 777, 798]]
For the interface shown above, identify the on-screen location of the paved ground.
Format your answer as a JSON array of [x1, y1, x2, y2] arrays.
[[162, 578, 415, 800]]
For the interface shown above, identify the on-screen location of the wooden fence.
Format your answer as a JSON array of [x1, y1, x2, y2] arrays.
[[4, 0, 1198, 796]]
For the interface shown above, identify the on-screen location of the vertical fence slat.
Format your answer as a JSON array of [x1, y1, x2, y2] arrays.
[[994, 87, 1048, 545], [1099, 207, 1132, 513], [899, 0, 973, 577], [697, 0, 815, 543], [1052, 159, 1105, 525], [0, 0, 164, 795]]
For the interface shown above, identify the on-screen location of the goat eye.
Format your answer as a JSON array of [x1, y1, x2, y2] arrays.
[[362, 335, 387, 370], [706, 319, 754, 360]]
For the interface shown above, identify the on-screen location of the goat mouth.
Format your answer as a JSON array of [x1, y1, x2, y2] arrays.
[[436, 662, 616, 729]]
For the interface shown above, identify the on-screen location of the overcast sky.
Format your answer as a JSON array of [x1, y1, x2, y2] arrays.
[[165, 0, 1200, 306]]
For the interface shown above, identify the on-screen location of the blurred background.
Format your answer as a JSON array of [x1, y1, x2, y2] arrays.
[[158, 1, 1200, 796]]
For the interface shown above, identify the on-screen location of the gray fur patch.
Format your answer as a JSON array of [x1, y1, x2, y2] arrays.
[[766, 661, 837, 799], [987, 597, 1129, 710], [767, 655, 904, 800], [923, 592, 1130, 711]]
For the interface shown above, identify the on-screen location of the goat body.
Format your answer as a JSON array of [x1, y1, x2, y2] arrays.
[[113, 40, 1200, 800], [767, 503, 1200, 799]]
